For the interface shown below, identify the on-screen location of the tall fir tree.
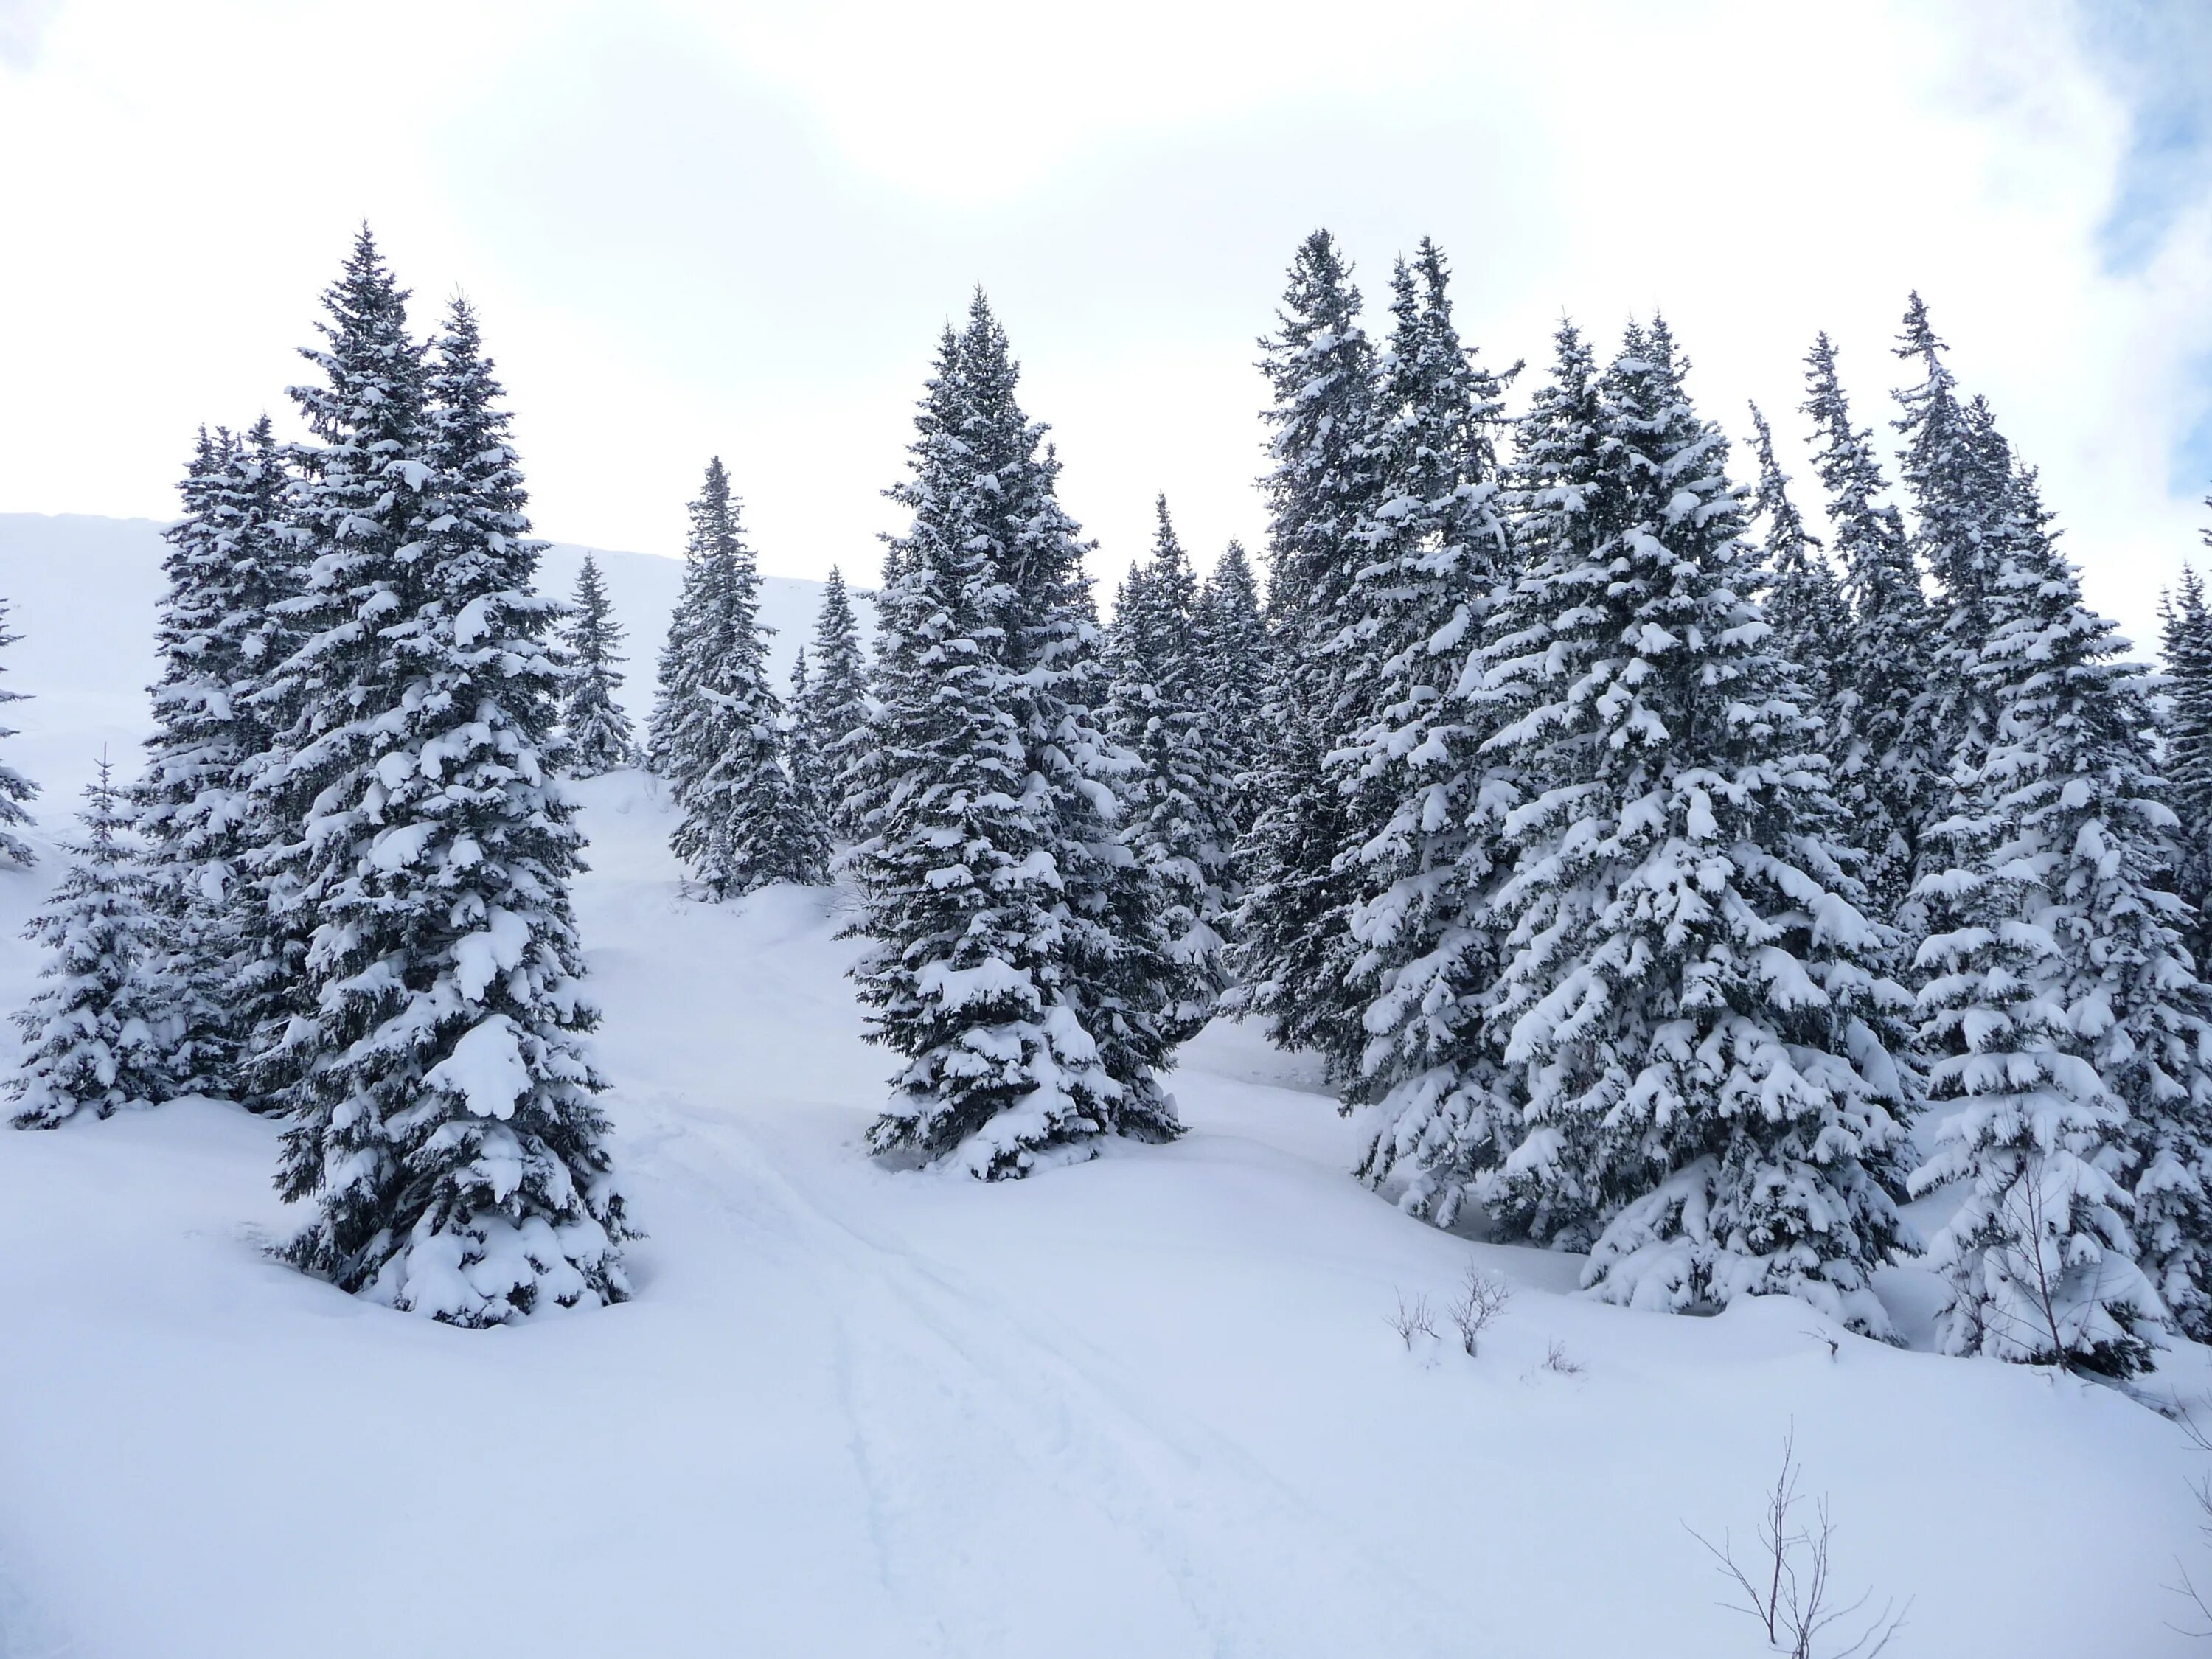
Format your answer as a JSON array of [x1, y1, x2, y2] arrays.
[[783, 648, 835, 872], [261, 250, 628, 1322], [1475, 321, 1916, 1334], [1334, 239, 1515, 1156], [1745, 401, 1848, 706], [1802, 332, 1935, 942], [136, 422, 293, 1099], [1232, 230, 1377, 1076], [1192, 538, 1267, 871], [853, 300, 1179, 1178], [650, 460, 821, 897], [2163, 565, 2212, 976], [221, 417, 316, 1116], [0, 594, 38, 869], [1910, 443, 2210, 1368], [560, 552, 638, 776], [800, 565, 873, 841], [1107, 496, 1236, 1040], [9, 759, 173, 1128]]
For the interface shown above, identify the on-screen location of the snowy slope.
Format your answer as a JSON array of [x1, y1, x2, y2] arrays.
[[0, 519, 2206, 1658]]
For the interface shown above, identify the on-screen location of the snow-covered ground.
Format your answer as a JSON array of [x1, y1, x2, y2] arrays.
[[0, 516, 2205, 1657]]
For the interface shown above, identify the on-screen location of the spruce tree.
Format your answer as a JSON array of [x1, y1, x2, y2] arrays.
[[1335, 240, 1514, 1156], [854, 301, 1178, 1177], [801, 565, 873, 841], [1478, 321, 1916, 1335], [1802, 332, 1935, 940], [1910, 451, 2206, 1368], [1193, 538, 1267, 866], [650, 461, 819, 896], [1107, 495, 1235, 1039], [9, 759, 173, 1128], [1232, 230, 1377, 1075], [783, 648, 835, 872], [262, 254, 628, 1322], [2163, 565, 2212, 976], [137, 422, 294, 1100], [1746, 401, 1847, 706], [560, 553, 638, 776], [221, 417, 314, 1116], [0, 594, 38, 869]]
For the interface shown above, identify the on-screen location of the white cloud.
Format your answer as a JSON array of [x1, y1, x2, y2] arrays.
[[1, 0, 2205, 649]]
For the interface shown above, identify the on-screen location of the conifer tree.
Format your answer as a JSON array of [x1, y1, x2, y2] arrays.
[[261, 251, 628, 1322], [801, 565, 873, 840], [853, 300, 1179, 1177], [1232, 230, 1377, 1075], [219, 417, 313, 1115], [137, 422, 293, 1099], [650, 460, 820, 896], [1193, 538, 1267, 862], [0, 594, 38, 869], [1802, 332, 1934, 939], [560, 552, 637, 776], [1335, 240, 1514, 1150], [784, 649, 835, 872], [1910, 450, 2208, 1367], [9, 759, 172, 1128], [1107, 495, 1235, 1038], [2165, 566, 2212, 977], [1477, 321, 1916, 1335], [1746, 402, 1847, 706]]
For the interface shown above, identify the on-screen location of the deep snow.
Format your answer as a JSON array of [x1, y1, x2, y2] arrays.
[[0, 516, 2205, 1658]]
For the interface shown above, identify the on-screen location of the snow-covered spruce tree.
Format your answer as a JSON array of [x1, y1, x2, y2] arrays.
[[9, 759, 173, 1128], [651, 459, 821, 897], [1335, 240, 1515, 1169], [782, 649, 835, 871], [1193, 537, 1268, 869], [1893, 296, 2015, 806], [1232, 229, 1377, 1076], [960, 296, 1182, 1141], [0, 594, 38, 868], [853, 301, 1178, 1176], [264, 254, 629, 1322], [1349, 321, 1601, 1224], [801, 564, 873, 841], [560, 552, 638, 776], [1478, 320, 1917, 1335], [2163, 564, 2212, 976], [218, 417, 315, 1116], [136, 422, 293, 1100], [1746, 402, 1847, 708], [1107, 495, 1235, 1038], [1802, 331, 1935, 942], [1909, 452, 2209, 1367]]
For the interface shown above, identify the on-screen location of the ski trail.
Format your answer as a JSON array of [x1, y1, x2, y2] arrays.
[[625, 1089, 1467, 1659]]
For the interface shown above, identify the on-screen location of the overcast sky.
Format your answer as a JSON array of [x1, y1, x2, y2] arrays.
[[1, 0, 2207, 647]]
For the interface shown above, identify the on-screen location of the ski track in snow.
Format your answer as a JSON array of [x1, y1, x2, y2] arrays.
[[627, 1085, 1457, 1658]]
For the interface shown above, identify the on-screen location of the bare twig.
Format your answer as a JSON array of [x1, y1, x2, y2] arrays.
[[1685, 1425, 1910, 1658], [1447, 1267, 1513, 1357], [1541, 1339, 1582, 1377], [1387, 1290, 1436, 1349]]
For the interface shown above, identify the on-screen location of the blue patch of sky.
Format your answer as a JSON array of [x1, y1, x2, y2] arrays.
[[2073, 1, 2212, 496]]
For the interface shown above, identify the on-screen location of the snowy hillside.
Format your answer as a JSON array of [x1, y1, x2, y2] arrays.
[[0, 518, 2205, 1657]]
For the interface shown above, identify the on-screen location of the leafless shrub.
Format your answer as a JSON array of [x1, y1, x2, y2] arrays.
[[2165, 1407, 2212, 1636], [1447, 1267, 1514, 1357], [1686, 1425, 1909, 1658], [1387, 1290, 1437, 1349], [1541, 1338, 1582, 1376]]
